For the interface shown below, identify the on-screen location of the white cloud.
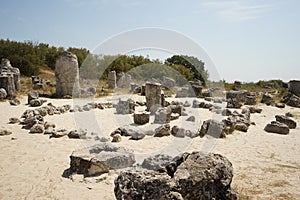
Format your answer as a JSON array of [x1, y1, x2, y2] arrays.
[[201, 0, 273, 21]]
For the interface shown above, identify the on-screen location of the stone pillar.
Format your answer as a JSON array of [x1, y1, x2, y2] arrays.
[[0, 58, 20, 96], [0, 74, 15, 96], [145, 82, 162, 113], [55, 51, 80, 97], [108, 71, 117, 89], [289, 80, 300, 95], [233, 81, 241, 91]]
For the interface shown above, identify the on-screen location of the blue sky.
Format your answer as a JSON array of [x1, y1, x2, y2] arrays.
[[0, 0, 299, 82]]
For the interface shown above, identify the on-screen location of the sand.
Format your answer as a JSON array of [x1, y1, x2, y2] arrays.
[[0, 95, 299, 199]]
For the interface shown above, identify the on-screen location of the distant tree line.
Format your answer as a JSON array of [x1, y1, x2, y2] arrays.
[[0, 39, 209, 86], [0, 39, 89, 76]]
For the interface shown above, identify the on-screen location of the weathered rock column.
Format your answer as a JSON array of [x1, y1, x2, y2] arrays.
[[55, 51, 80, 97], [108, 71, 117, 89], [289, 80, 300, 95], [146, 82, 162, 113], [0, 58, 20, 96]]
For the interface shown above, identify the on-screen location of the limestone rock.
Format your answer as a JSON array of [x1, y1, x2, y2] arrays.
[[154, 107, 171, 124], [145, 82, 162, 113], [0, 58, 20, 96], [27, 91, 39, 104], [142, 154, 173, 172], [68, 129, 87, 139], [133, 111, 150, 125], [69, 143, 135, 177], [154, 124, 170, 137], [0, 88, 7, 99], [29, 124, 45, 134], [116, 98, 135, 114], [130, 131, 145, 140], [55, 51, 80, 97], [289, 80, 300, 95], [261, 93, 274, 105], [9, 117, 20, 124], [0, 129, 12, 136], [50, 128, 69, 138], [112, 134, 122, 143], [275, 115, 297, 129], [9, 98, 20, 106], [264, 121, 289, 134], [108, 71, 117, 89]]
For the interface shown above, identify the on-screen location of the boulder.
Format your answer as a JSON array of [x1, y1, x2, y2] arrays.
[[130, 131, 145, 140], [171, 126, 186, 138], [114, 152, 238, 200], [183, 101, 191, 107], [29, 99, 43, 107], [154, 124, 171, 137], [264, 121, 289, 134], [145, 82, 162, 113], [232, 80, 241, 91], [244, 95, 256, 105], [282, 93, 300, 108], [133, 111, 150, 125], [50, 128, 69, 138], [275, 115, 297, 129], [289, 80, 300, 95], [0, 59, 20, 96], [275, 103, 285, 108], [249, 106, 262, 113], [200, 119, 226, 138], [69, 143, 135, 177], [0, 88, 7, 99]]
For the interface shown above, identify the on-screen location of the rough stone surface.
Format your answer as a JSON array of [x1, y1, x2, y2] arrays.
[[261, 93, 274, 105], [55, 51, 80, 97], [9, 98, 20, 106], [275, 115, 297, 129], [133, 111, 150, 125], [27, 91, 39, 104], [68, 129, 87, 139], [264, 121, 289, 134], [0, 88, 7, 99], [289, 80, 300, 95], [116, 98, 135, 114], [69, 143, 135, 177], [142, 154, 173, 172], [130, 131, 145, 140], [154, 124, 171, 137], [112, 134, 122, 143], [0, 58, 20, 96], [29, 124, 45, 134], [145, 82, 162, 113], [233, 80, 241, 91], [0, 129, 12, 136], [154, 107, 171, 124], [281, 93, 300, 108], [9, 117, 20, 124], [114, 152, 238, 200], [108, 71, 117, 89]]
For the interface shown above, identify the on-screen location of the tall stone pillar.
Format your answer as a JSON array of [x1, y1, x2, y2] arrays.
[[55, 51, 80, 97], [146, 82, 162, 113], [108, 71, 117, 89]]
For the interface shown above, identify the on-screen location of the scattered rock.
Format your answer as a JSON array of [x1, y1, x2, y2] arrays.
[[0, 129, 12, 136], [186, 116, 195, 122], [29, 99, 44, 107], [170, 113, 180, 121], [130, 131, 145, 140], [249, 106, 262, 113], [275, 115, 297, 129], [154, 124, 171, 137], [281, 93, 300, 108], [68, 129, 87, 139], [264, 121, 289, 134], [112, 134, 122, 143], [116, 98, 135, 114], [142, 154, 173, 172], [133, 111, 150, 125], [29, 124, 44, 134], [154, 107, 171, 124], [27, 91, 39, 104], [9, 117, 20, 124], [9, 98, 20, 106], [275, 103, 285, 108], [68, 143, 135, 177], [171, 126, 186, 138], [261, 93, 274, 105], [50, 128, 68, 138]]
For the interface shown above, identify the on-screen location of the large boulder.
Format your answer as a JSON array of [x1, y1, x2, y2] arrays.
[[55, 51, 80, 97], [281, 93, 300, 108], [275, 115, 297, 129], [68, 143, 135, 177], [114, 152, 239, 200], [264, 121, 289, 134]]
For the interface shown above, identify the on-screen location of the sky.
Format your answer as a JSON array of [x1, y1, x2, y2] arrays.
[[0, 0, 299, 82]]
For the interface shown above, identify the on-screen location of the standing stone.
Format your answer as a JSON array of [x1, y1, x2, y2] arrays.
[[55, 51, 80, 97], [233, 81, 241, 91], [134, 111, 150, 125], [108, 71, 117, 89], [289, 80, 300, 95], [146, 82, 162, 113], [0, 59, 20, 97], [0, 88, 7, 99]]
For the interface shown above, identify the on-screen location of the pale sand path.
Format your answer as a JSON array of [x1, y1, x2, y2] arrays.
[[0, 96, 299, 199]]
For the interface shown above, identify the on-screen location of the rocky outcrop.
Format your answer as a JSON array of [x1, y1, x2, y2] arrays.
[[281, 93, 300, 108], [55, 51, 80, 97], [114, 152, 238, 200], [0, 58, 20, 97], [264, 121, 289, 134], [68, 143, 135, 177]]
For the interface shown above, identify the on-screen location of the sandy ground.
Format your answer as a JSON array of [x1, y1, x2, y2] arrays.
[[0, 95, 299, 200]]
